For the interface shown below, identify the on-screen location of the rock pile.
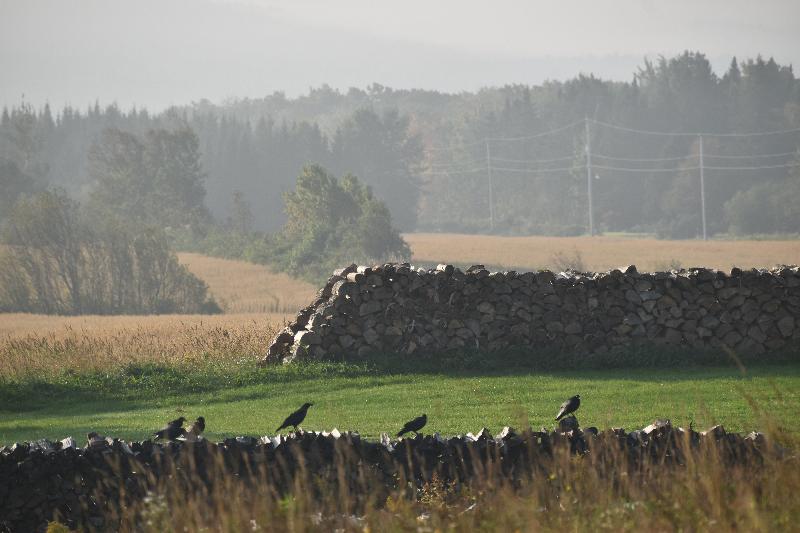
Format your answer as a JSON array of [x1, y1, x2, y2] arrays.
[[0, 423, 775, 532], [264, 264, 800, 363]]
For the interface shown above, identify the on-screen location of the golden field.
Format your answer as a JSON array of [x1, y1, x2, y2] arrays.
[[177, 252, 317, 314], [0, 254, 308, 375], [2, 234, 797, 375], [405, 233, 800, 272], [0, 312, 283, 379]]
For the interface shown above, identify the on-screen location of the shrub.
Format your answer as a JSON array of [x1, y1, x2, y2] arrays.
[[266, 165, 411, 283], [725, 179, 800, 235], [0, 190, 220, 315]]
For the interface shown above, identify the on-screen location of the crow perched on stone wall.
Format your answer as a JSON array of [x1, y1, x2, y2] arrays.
[[276, 403, 313, 432], [397, 414, 427, 437], [555, 395, 581, 421], [153, 416, 187, 440], [185, 416, 205, 440], [86, 432, 105, 448]]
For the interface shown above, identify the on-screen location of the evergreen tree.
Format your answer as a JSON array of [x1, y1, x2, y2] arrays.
[[88, 127, 211, 229]]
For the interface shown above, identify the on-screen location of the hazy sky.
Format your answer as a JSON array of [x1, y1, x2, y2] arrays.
[[1, 0, 798, 111]]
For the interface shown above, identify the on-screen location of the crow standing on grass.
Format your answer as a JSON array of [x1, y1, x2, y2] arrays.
[[555, 395, 581, 421], [276, 403, 313, 433], [153, 416, 187, 440], [397, 414, 427, 437]]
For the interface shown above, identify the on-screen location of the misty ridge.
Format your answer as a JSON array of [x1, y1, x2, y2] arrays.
[[3, 52, 799, 239], [1, 51, 800, 309]]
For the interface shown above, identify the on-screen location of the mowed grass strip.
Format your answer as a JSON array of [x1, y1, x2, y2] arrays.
[[405, 232, 800, 272], [1, 363, 797, 444]]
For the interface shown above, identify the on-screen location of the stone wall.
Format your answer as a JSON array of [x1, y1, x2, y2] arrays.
[[0, 423, 771, 532], [264, 264, 800, 363]]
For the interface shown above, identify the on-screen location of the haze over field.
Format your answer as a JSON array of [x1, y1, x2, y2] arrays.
[[2, 0, 799, 110], [2, 0, 800, 315], [2, 4, 800, 532]]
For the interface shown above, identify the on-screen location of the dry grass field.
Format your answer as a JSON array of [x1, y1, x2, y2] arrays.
[[0, 254, 311, 378], [2, 235, 797, 380], [177, 252, 317, 313], [405, 233, 800, 272], [0, 312, 283, 379]]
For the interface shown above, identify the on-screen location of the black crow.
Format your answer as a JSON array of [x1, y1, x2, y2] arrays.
[[555, 395, 581, 421], [276, 403, 313, 432], [86, 432, 106, 448], [397, 414, 427, 437], [153, 416, 187, 440], [167, 416, 186, 427], [185, 416, 205, 441]]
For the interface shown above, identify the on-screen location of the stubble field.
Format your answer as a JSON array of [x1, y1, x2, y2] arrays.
[[176, 252, 317, 313], [406, 233, 800, 272]]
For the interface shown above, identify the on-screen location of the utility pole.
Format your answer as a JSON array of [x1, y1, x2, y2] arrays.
[[585, 116, 594, 236], [699, 135, 707, 241], [486, 139, 494, 231]]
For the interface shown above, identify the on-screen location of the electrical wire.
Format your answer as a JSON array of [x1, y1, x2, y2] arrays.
[[425, 157, 486, 169], [589, 118, 800, 138], [424, 139, 487, 152], [419, 167, 486, 176], [591, 164, 700, 173], [592, 153, 697, 162], [492, 166, 579, 173], [704, 162, 800, 171], [490, 154, 576, 164], [486, 120, 584, 142], [418, 159, 800, 177], [703, 151, 798, 160]]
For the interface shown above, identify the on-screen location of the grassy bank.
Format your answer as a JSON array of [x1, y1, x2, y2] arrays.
[[2, 315, 798, 444], [2, 360, 798, 444]]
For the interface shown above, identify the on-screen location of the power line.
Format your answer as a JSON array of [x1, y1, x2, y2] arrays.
[[589, 118, 800, 138], [486, 141, 494, 230], [592, 153, 697, 162], [425, 120, 584, 152], [703, 150, 798, 160], [592, 164, 700, 173], [699, 135, 707, 240], [586, 117, 593, 236], [485, 120, 583, 142], [491, 161, 800, 174], [411, 117, 800, 240], [425, 159, 486, 169], [704, 162, 800, 171], [425, 119, 800, 156], [492, 165, 579, 173], [424, 138, 486, 153], [419, 166, 486, 176], [490, 154, 576, 164], [420, 157, 800, 175]]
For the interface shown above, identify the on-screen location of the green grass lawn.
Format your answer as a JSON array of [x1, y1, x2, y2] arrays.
[[1, 361, 798, 444]]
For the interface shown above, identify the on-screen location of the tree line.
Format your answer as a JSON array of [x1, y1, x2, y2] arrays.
[[0, 115, 409, 310], [0, 122, 222, 314], [0, 190, 220, 315], [3, 52, 799, 239]]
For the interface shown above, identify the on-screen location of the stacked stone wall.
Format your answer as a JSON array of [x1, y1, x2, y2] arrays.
[[0, 424, 773, 532], [264, 263, 800, 363]]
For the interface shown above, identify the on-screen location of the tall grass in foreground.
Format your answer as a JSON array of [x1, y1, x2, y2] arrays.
[[92, 425, 799, 532]]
